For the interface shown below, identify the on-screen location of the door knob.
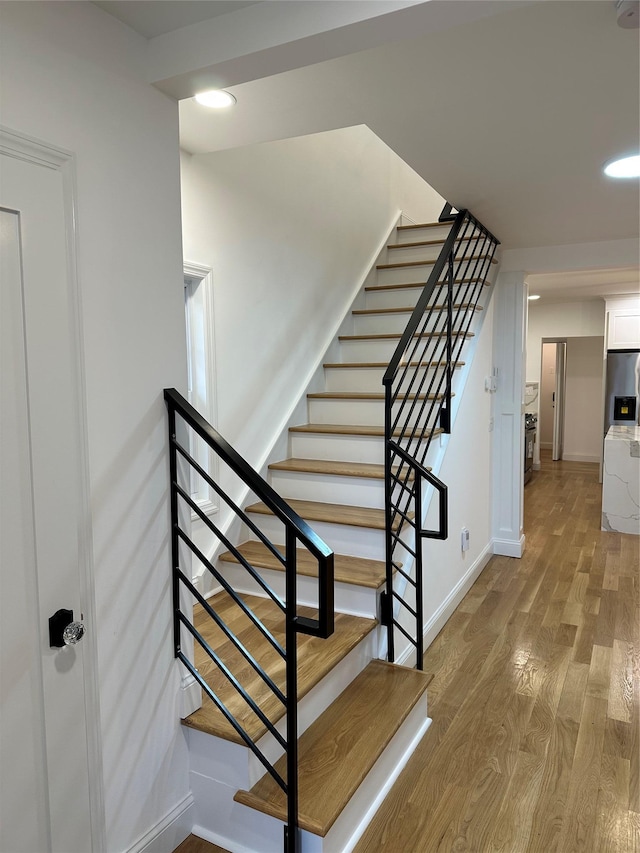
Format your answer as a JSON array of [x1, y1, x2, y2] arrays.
[[63, 621, 85, 645], [49, 608, 85, 647]]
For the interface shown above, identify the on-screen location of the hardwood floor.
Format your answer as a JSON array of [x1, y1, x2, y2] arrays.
[[354, 452, 639, 852], [173, 836, 229, 853], [176, 452, 639, 852]]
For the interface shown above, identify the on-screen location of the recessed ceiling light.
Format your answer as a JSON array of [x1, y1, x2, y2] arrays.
[[194, 90, 236, 109], [528, 294, 541, 301], [603, 153, 640, 178]]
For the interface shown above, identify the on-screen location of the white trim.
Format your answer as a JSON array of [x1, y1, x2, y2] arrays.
[[395, 542, 493, 666], [183, 261, 219, 520], [562, 453, 600, 464], [127, 793, 194, 853], [339, 716, 432, 853], [180, 672, 203, 718], [191, 825, 259, 853], [0, 125, 106, 852], [493, 534, 526, 558]]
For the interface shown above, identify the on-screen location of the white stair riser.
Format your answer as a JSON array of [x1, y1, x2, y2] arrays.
[[218, 559, 380, 618], [324, 365, 457, 394], [245, 512, 385, 560], [340, 334, 468, 364], [376, 261, 494, 288], [289, 431, 384, 464], [385, 243, 444, 264], [308, 397, 442, 428], [191, 773, 283, 853], [288, 429, 436, 464], [395, 224, 452, 242], [376, 264, 436, 286], [338, 337, 408, 362], [364, 281, 489, 312], [270, 469, 385, 509], [324, 365, 387, 393], [365, 285, 437, 310], [353, 310, 427, 336]]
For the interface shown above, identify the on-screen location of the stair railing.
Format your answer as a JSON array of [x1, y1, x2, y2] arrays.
[[381, 208, 499, 668], [164, 388, 334, 853]]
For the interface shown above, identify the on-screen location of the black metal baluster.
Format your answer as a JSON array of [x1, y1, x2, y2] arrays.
[[285, 525, 299, 853], [168, 405, 181, 657]]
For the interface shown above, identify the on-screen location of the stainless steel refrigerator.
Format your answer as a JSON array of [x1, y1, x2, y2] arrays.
[[604, 349, 640, 433]]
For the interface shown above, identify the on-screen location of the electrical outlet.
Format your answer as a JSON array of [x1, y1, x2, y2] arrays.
[[461, 527, 470, 552]]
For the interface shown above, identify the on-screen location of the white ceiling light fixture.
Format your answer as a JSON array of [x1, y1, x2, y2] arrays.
[[615, 0, 640, 28], [194, 90, 237, 109], [528, 294, 541, 301], [603, 153, 640, 178]]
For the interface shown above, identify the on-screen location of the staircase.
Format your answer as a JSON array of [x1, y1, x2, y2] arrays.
[[164, 209, 499, 853]]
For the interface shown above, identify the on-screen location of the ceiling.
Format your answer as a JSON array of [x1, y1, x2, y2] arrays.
[[95, 0, 639, 286], [93, 1, 261, 39], [527, 267, 640, 302]]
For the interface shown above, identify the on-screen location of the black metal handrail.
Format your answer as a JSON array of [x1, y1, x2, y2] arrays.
[[382, 208, 499, 667], [164, 388, 334, 853]]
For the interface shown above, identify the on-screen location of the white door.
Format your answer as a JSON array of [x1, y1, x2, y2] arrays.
[[0, 142, 97, 851], [552, 341, 567, 461]]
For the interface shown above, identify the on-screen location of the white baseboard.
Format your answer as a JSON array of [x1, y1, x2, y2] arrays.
[[493, 534, 525, 558], [396, 542, 493, 666], [128, 793, 194, 853], [191, 824, 260, 853], [561, 453, 600, 463]]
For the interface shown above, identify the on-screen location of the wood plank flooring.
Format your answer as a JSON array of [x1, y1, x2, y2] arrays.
[[354, 451, 639, 852]]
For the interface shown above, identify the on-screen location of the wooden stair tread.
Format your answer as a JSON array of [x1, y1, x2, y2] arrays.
[[365, 277, 489, 292], [377, 254, 497, 270], [352, 304, 481, 315], [269, 457, 386, 479], [339, 331, 473, 342], [246, 498, 405, 531], [220, 539, 387, 589], [234, 660, 431, 836], [323, 360, 465, 369], [267, 457, 424, 481], [289, 422, 444, 438], [182, 590, 376, 743]]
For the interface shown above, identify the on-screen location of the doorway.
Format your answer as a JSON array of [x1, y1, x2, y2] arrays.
[[538, 335, 606, 469], [540, 340, 567, 461]]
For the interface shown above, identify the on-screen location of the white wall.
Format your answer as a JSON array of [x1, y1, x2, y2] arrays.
[[564, 336, 605, 462], [526, 298, 605, 385], [420, 293, 496, 647], [0, 4, 190, 851], [180, 126, 445, 554]]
